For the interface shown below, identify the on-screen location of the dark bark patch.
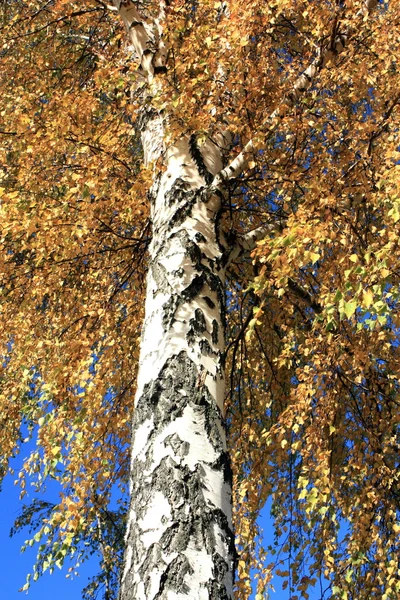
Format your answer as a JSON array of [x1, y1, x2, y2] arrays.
[[140, 543, 164, 588], [195, 231, 207, 243], [154, 65, 167, 74], [187, 308, 207, 344], [161, 295, 180, 329], [203, 295, 216, 309], [135, 352, 196, 426], [199, 339, 214, 355], [181, 274, 205, 301], [164, 177, 194, 211], [212, 319, 219, 344], [207, 552, 231, 597], [155, 555, 193, 597], [164, 432, 190, 458], [184, 237, 202, 265], [212, 451, 232, 484], [171, 267, 184, 277], [189, 134, 214, 185]]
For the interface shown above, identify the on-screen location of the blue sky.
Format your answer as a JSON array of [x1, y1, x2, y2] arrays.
[[0, 452, 97, 600]]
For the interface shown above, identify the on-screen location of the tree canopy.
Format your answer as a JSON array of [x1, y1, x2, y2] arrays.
[[0, 1, 399, 599]]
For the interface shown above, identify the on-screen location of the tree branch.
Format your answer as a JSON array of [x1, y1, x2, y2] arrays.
[[212, 0, 379, 188], [226, 222, 283, 266]]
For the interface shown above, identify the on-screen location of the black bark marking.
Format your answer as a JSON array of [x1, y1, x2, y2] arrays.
[[195, 231, 207, 243], [154, 65, 167, 74], [152, 179, 203, 242], [204, 295, 216, 309], [171, 267, 184, 277], [207, 553, 231, 600], [164, 432, 190, 458], [187, 308, 207, 344], [212, 451, 233, 484], [156, 555, 193, 597], [161, 295, 180, 329], [136, 106, 159, 135], [182, 273, 205, 300], [199, 339, 214, 355], [189, 134, 214, 185], [212, 319, 219, 345], [185, 238, 203, 265]]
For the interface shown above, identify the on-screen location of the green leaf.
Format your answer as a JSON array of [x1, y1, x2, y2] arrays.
[[345, 568, 354, 583], [343, 300, 357, 319]]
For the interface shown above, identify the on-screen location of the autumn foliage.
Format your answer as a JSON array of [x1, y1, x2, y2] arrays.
[[0, 1, 399, 599]]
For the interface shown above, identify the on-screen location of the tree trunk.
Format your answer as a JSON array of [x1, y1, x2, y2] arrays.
[[119, 142, 235, 599], [114, 5, 235, 598]]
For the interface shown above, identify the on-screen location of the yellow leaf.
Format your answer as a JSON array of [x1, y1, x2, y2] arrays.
[[310, 252, 320, 264], [362, 289, 373, 308]]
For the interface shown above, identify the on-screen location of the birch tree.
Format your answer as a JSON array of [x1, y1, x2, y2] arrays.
[[0, 1, 399, 599]]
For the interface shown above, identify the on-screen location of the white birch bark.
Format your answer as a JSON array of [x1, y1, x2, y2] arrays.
[[113, 3, 235, 598], [120, 166, 235, 600]]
